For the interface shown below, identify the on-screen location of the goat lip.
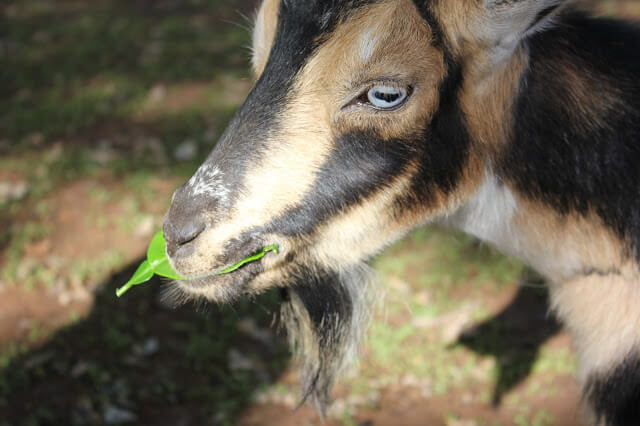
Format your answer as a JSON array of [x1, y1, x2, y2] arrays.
[[215, 244, 279, 275], [175, 261, 262, 290]]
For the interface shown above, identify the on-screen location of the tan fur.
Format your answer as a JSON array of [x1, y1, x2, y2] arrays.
[[513, 198, 632, 283], [251, 0, 280, 77], [553, 56, 623, 130], [309, 0, 444, 141], [551, 270, 640, 381], [459, 46, 528, 154], [311, 166, 417, 270]]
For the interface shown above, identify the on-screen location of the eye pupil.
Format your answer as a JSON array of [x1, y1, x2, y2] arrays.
[[366, 85, 408, 110], [375, 91, 400, 103]]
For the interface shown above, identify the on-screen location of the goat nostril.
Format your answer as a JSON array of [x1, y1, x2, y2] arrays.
[[178, 221, 206, 246], [165, 220, 206, 250]]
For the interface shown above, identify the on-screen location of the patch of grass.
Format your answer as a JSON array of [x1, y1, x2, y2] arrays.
[[532, 348, 577, 375], [514, 409, 555, 426], [1, 221, 53, 284], [3, 0, 252, 142], [0, 343, 26, 370]]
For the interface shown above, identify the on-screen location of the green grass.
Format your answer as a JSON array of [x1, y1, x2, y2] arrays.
[[2, 0, 251, 142]]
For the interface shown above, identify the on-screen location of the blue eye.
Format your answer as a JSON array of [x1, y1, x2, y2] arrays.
[[366, 85, 408, 109]]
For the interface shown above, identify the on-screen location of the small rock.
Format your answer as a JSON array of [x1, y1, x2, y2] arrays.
[[227, 348, 254, 371], [140, 337, 159, 357], [147, 84, 166, 104], [91, 139, 116, 165], [104, 406, 137, 424], [173, 139, 198, 162], [58, 291, 72, 306], [71, 361, 91, 378], [24, 351, 54, 369], [133, 215, 155, 238], [0, 180, 28, 203]]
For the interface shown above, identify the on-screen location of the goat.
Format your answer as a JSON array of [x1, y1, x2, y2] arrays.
[[162, 1, 640, 424]]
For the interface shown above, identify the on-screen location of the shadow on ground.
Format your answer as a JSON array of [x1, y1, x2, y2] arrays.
[[0, 260, 290, 426], [457, 279, 563, 405]]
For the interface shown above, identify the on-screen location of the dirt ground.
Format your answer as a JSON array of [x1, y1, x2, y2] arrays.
[[1, 1, 639, 425]]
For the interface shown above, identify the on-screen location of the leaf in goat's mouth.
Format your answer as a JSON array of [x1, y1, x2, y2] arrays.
[[116, 231, 279, 297], [216, 245, 279, 275]]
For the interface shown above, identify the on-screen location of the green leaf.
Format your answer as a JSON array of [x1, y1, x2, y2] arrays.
[[146, 230, 186, 280], [217, 245, 279, 275], [146, 231, 168, 269], [153, 259, 185, 280], [116, 230, 278, 298], [116, 260, 154, 297]]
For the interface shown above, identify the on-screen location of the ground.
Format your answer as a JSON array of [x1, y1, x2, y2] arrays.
[[1, 1, 639, 425]]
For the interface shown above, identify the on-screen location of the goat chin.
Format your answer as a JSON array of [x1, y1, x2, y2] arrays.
[[160, 261, 378, 414], [280, 263, 377, 415]]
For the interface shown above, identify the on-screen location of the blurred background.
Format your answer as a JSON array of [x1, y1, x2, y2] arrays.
[[1, 1, 638, 425]]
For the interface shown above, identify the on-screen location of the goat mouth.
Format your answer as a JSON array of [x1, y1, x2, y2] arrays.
[[174, 242, 281, 291], [216, 244, 279, 275]]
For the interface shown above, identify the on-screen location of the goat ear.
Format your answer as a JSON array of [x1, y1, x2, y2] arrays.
[[480, 0, 567, 59]]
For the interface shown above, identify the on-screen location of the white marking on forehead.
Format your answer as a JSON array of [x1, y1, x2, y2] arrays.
[[359, 28, 378, 62], [187, 164, 230, 204]]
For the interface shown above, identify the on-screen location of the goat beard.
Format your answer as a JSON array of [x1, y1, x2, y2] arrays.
[[280, 263, 376, 415]]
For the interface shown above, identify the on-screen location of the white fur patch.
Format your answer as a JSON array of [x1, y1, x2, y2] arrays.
[[446, 170, 518, 252], [359, 28, 378, 62], [187, 164, 230, 204], [445, 169, 584, 281]]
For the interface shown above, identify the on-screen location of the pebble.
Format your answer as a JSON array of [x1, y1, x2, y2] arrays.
[[103, 406, 137, 424], [133, 215, 155, 238], [71, 361, 91, 378], [0, 180, 28, 203], [173, 139, 198, 162], [91, 139, 116, 165], [227, 348, 255, 371], [140, 337, 159, 357]]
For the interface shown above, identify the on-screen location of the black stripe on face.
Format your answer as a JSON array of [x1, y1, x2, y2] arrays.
[[586, 352, 640, 425], [266, 130, 417, 236], [393, 51, 470, 214]]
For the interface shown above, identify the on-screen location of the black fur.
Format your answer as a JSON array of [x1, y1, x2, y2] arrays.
[[394, 50, 470, 213], [499, 10, 640, 260], [586, 353, 640, 425], [281, 265, 357, 412], [411, 53, 468, 199]]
